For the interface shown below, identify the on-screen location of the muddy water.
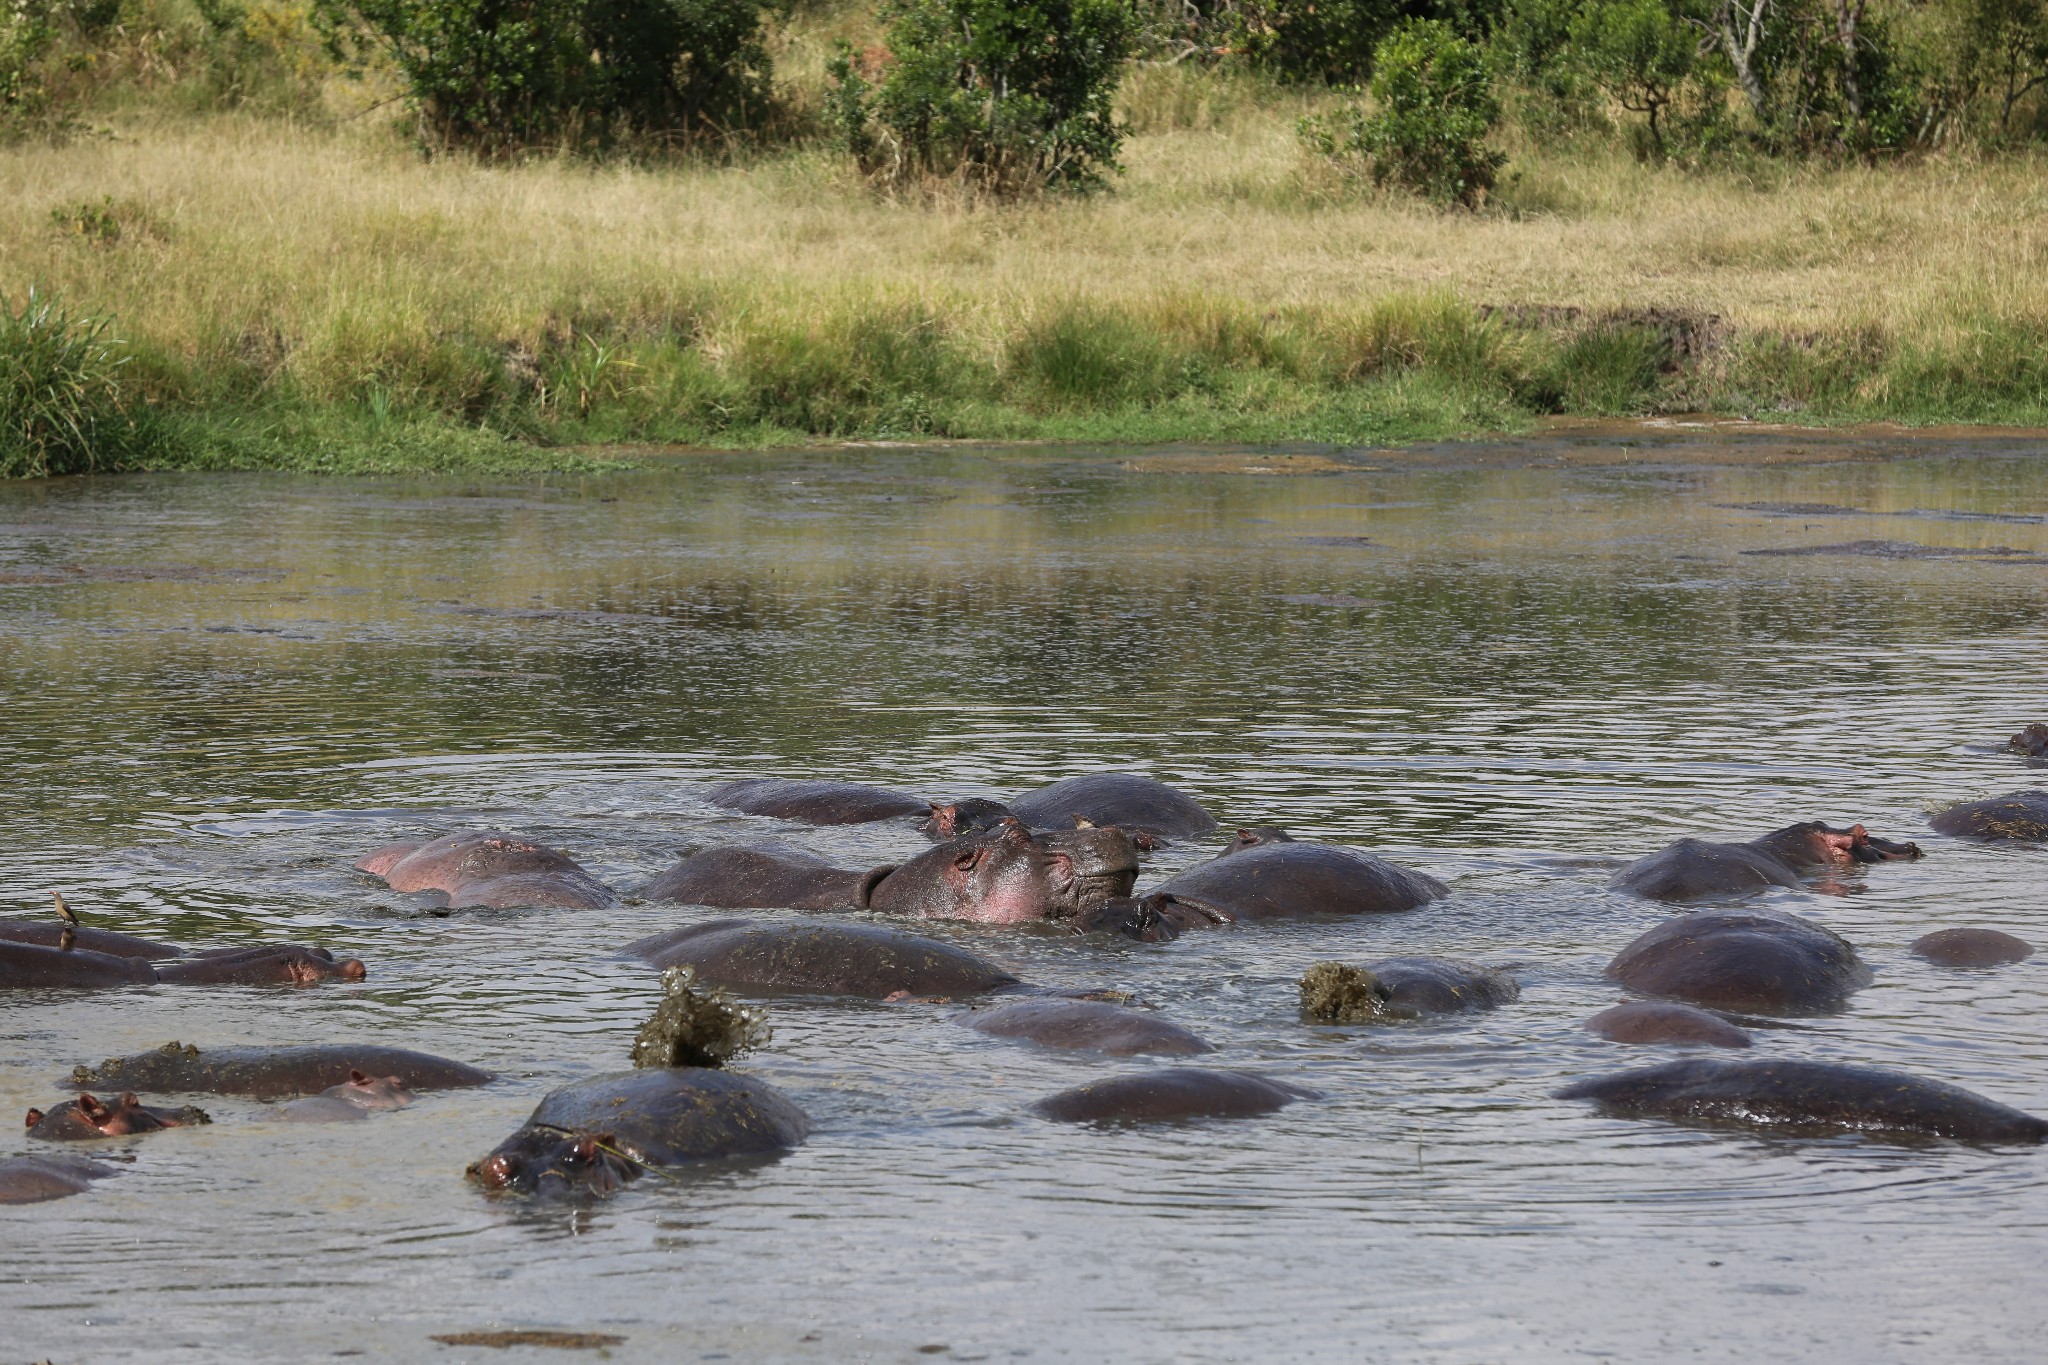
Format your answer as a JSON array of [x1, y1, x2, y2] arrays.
[[2, 432, 2045, 1362]]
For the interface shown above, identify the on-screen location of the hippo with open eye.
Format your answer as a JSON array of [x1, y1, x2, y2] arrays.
[[26, 1092, 211, 1140], [71, 1041, 493, 1099], [1611, 821, 1922, 901], [1929, 790, 2048, 841], [1137, 840, 1448, 925], [708, 777, 931, 825], [1030, 1069, 1317, 1123], [278, 1071, 418, 1122], [467, 1068, 808, 1199], [354, 830, 615, 910], [623, 919, 1022, 1000], [641, 820, 1139, 925], [1557, 1058, 2048, 1143], [1005, 773, 1219, 839], [1606, 910, 1870, 1014], [0, 1154, 116, 1204]]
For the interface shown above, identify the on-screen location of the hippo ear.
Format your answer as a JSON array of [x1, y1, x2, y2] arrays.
[[952, 846, 982, 871], [23, 1108, 42, 1129], [349, 1070, 371, 1085], [1073, 815, 1095, 829], [78, 1094, 109, 1122]]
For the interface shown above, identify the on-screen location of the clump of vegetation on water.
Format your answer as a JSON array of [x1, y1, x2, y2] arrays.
[[631, 966, 770, 1069], [1300, 962, 1413, 1024]]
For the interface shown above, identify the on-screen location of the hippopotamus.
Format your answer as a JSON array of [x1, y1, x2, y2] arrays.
[[1138, 840, 1448, 924], [26, 1092, 210, 1140], [956, 999, 1213, 1056], [1066, 893, 1226, 942], [1299, 958, 1517, 1023], [918, 798, 1017, 840], [468, 1068, 808, 1197], [0, 919, 181, 957], [1558, 1058, 2048, 1143], [1218, 826, 1295, 856], [1, 939, 364, 989], [2010, 724, 2048, 758], [1910, 927, 2034, 968], [623, 919, 1021, 999], [1030, 1069, 1317, 1123], [707, 778, 929, 825], [0, 1154, 116, 1204], [1583, 1001, 1751, 1048], [1606, 910, 1871, 1014], [641, 821, 1139, 925], [71, 1041, 493, 1098], [278, 1071, 417, 1122], [354, 830, 615, 909], [1006, 774, 1219, 839], [1610, 821, 1922, 901], [1929, 790, 2048, 840]]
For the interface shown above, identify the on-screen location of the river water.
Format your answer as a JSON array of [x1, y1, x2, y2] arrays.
[[1, 428, 2045, 1362]]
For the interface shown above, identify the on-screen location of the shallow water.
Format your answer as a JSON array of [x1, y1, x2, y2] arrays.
[[2, 432, 2046, 1363]]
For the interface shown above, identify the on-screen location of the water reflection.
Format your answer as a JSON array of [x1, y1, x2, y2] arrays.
[[2, 436, 2046, 1361]]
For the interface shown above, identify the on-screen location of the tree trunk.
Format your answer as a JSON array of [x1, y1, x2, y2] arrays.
[[1834, 0, 1866, 142], [1714, 0, 1771, 123]]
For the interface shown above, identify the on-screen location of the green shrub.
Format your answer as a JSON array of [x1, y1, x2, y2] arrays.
[[1, 0, 71, 138], [826, 0, 1139, 195], [1569, 0, 1696, 158], [1231, 0, 1394, 85], [314, 0, 774, 155], [1299, 19, 1505, 208], [0, 288, 134, 478]]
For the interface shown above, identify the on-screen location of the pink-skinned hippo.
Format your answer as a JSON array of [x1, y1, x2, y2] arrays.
[[355, 831, 615, 909], [640, 821, 1139, 925], [26, 1092, 211, 1140], [1612, 821, 1922, 901]]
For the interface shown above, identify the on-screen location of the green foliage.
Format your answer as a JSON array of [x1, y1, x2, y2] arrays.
[[827, 0, 1139, 194], [0, 288, 135, 479], [1232, 0, 1396, 85], [1300, 19, 1505, 207], [314, 0, 775, 155], [1965, 0, 2048, 133], [1, 0, 71, 138], [1569, 0, 1696, 157]]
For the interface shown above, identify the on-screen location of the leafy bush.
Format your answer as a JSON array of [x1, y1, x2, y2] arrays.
[[0, 288, 134, 479], [1, 0, 72, 137], [314, 0, 774, 155], [1300, 19, 1504, 208], [1569, 0, 1697, 158], [826, 0, 1138, 195]]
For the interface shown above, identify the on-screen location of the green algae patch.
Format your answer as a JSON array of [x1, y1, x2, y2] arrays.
[[630, 966, 770, 1069], [1299, 962, 1415, 1024]]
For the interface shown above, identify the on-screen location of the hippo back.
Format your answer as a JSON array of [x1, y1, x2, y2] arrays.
[[1368, 956, 1520, 1014], [1605, 910, 1870, 1014], [1030, 1068, 1317, 1122], [1609, 838, 1803, 901], [1006, 774, 1219, 838], [71, 1042, 494, 1098], [2, 942, 158, 990], [1930, 790, 2048, 840], [1151, 841, 1447, 920], [638, 845, 879, 911], [527, 1068, 809, 1164], [622, 918, 1021, 999], [708, 778, 929, 825]]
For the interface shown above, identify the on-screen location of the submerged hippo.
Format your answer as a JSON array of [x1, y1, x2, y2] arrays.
[[624, 919, 1021, 999], [1606, 910, 1871, 1014], [0, 1154, 116, 1204], [918, 797, 1018, 840], [278, 1071, 418, 1122], [0, 919, 181, 957], [957, 999, 1213, 1056], [1141, 841, 1448, 924], [1929, 790, 2048, 840], [2010, 724, 2048, 758], [1558, 1058, 2048, 1143], [26, 1092, 210, 1140], [1611, 822, 1922, 901], [1583, 1001, 1751, 1048], [1218, 826, 1295, 856], [642, 821, 1139, 925], [1299, 958, 1517, 1023], [1006, 774, 1219, 839], [1030, 1069, 1316, 1123], [354, 830, 615, 910], [468, 1068, 809, 1198], [1, 940, 363, 990], [1910, 927, 2035, 968], [72, 1041, 493, 1099], [708, 777, 929, 825]]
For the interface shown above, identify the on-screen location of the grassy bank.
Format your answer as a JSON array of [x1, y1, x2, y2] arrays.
[[6, 87, 2048, 474]]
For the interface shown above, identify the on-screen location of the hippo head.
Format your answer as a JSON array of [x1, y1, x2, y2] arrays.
[[25, 1092, 198, 1138], [918, 798, 1016, 840], [467, 1128, 641, 1198], [330, 1070, 415, 1111], [865, 820, 1139, 924], [1219, 826, 1294, 857], [1752, 822, 1923, 868]]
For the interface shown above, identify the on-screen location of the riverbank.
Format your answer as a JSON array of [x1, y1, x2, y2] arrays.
[[5, 108, 2047, 476]]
